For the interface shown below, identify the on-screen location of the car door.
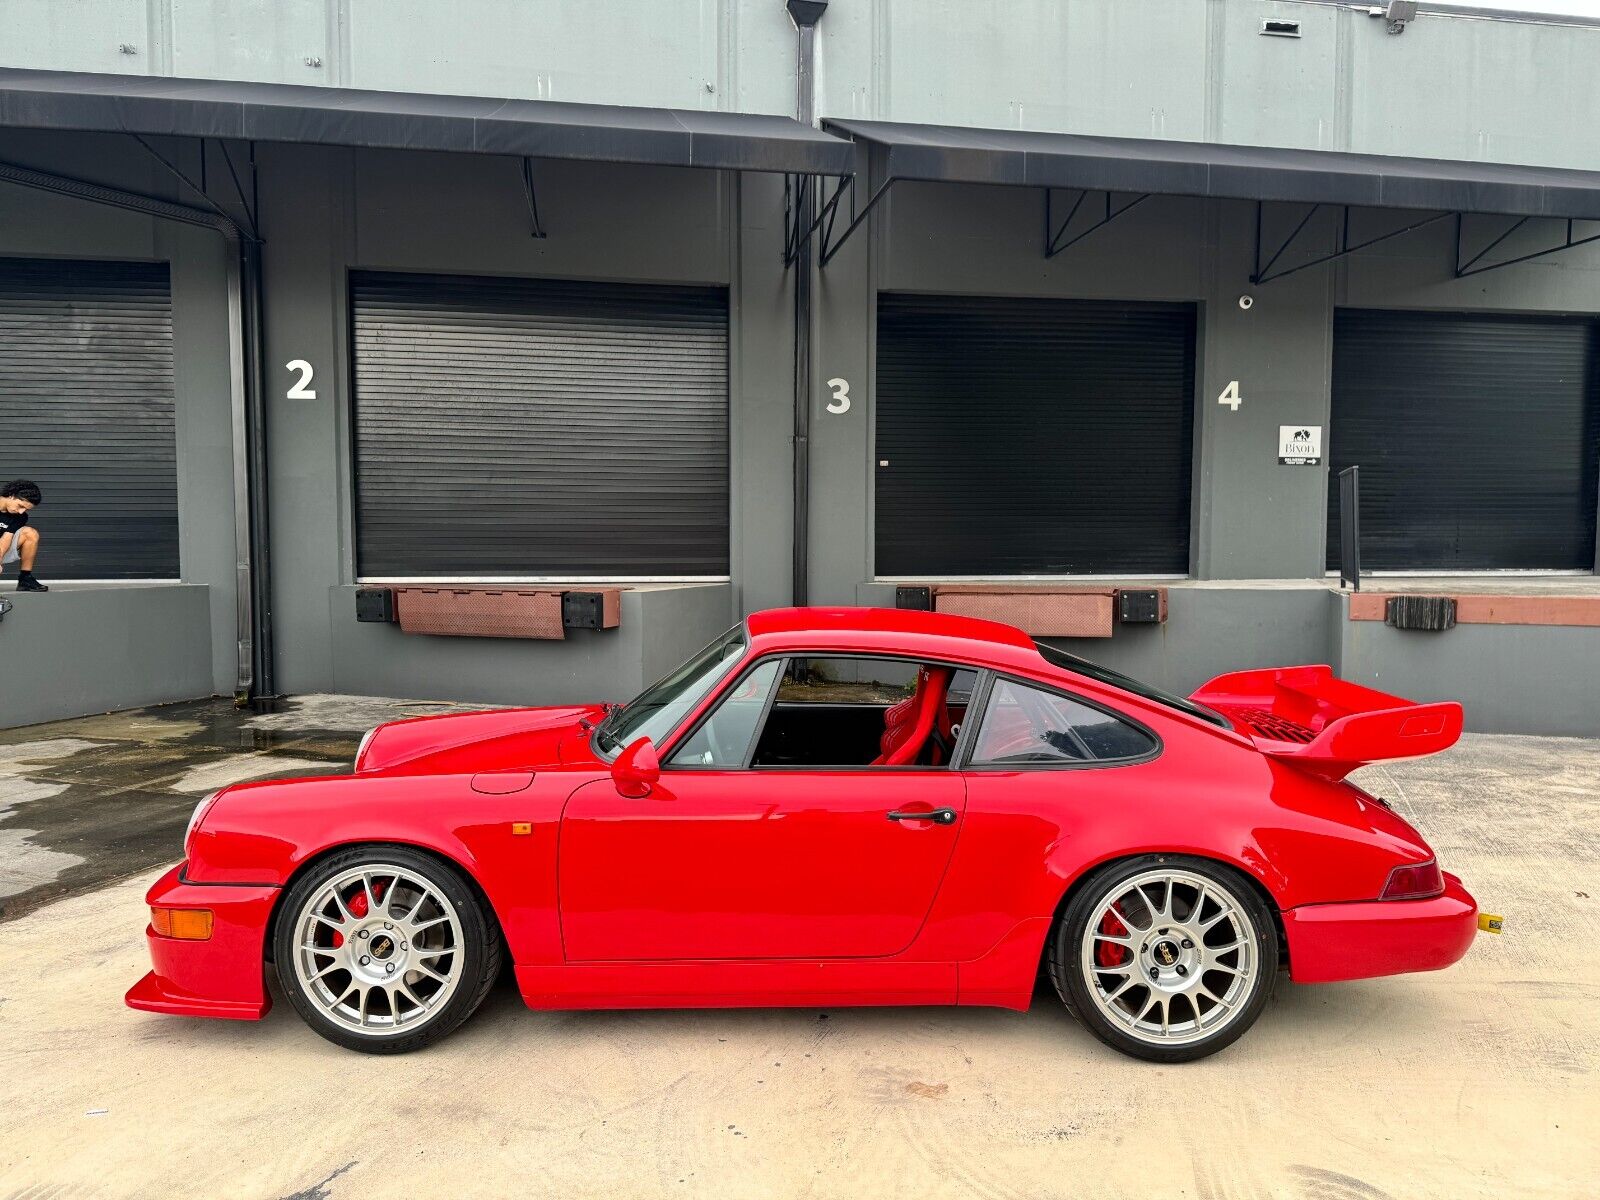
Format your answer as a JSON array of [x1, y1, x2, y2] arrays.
[[558, 655, 970, 962]]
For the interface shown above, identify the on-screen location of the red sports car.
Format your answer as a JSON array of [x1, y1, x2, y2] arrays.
[[127, 607, 1479, 1062]]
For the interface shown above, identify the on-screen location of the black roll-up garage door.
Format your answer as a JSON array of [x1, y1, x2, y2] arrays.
[[351, 271, 729, 578], [0, 257, 178, 579], [1327, 309, 1600, 571], [875, 294, 1196, 576]]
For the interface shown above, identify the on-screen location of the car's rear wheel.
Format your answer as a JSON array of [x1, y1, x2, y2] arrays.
[[273, 845, 501, 1054], [1050, 856, 1278, 1063]]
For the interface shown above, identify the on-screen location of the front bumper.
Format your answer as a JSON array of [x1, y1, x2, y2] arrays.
[[1283, 871, 1477, 984], [124, 863, 278, 1021]]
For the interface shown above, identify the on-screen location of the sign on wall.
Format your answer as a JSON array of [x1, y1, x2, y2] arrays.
[[1278, 425, 1322, 465]]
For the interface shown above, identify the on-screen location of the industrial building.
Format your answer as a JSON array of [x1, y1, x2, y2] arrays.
[[2, 0, 1597, 733]]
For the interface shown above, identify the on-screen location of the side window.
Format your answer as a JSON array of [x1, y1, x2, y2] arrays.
[[748, 657, 977, 768], [668, 659, 782, 768], [969, 678, 1156, 766]]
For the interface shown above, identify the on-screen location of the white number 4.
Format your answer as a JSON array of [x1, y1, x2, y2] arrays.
[[1217, 380, 1241, 411], [286, 359, 317, 400]]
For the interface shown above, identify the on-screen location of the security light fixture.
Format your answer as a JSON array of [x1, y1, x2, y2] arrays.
[[1375, 1, 1417, 34]]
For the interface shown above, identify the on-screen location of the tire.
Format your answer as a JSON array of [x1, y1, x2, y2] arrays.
[[1049, 855, 1278, 1063], [272, 845, 503, 1054]]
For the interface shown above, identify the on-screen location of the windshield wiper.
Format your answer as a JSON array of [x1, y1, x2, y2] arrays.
[[592, 701, 627, 751]]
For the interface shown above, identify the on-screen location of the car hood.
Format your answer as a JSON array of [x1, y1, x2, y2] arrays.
[[353, 703, 610, 775]]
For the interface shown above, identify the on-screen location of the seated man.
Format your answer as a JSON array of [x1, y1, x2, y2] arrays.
[[0, 479, 47, 592]]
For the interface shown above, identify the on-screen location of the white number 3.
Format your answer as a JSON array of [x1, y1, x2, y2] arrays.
[[825, 377, 851, 414], [286, 359, 317, 400]]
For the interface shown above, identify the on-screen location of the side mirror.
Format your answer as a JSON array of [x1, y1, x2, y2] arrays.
[[612, 736, 661, 798]]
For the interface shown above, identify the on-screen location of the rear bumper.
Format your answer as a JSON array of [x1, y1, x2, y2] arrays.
[[124, 863, 277, 1021], [1284, 872, 1477, 984]]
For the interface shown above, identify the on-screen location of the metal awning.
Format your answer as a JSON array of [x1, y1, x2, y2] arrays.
[[0, 68, 853, 176], [804, 118, 1600, 276], [824, 118, 1600, 219]]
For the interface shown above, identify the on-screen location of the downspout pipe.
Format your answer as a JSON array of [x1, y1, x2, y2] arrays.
[[0, 157, 273, 705], [787, 0, 827, 607]]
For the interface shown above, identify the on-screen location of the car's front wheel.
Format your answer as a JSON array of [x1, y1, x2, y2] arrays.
[[273, 845, 502, 1053], [1050, 855, 1278, 1063]]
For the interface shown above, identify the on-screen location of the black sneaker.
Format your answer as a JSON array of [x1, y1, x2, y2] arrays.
[[16, 575, 48, 592]]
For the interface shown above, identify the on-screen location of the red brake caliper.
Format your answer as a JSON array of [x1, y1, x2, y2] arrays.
[[1096, 907, 1130, 969], [329, 880, 385, 949]]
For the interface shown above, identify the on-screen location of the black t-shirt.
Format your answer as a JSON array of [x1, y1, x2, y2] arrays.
[[0, 509, 28, 539]]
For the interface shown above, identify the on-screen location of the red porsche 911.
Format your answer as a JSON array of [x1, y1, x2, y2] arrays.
[[127, 607, 1480, 1062]]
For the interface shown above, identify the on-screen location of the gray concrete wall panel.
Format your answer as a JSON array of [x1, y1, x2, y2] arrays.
[[1336, 599, 1600, 738], [0, 585, 212, 728]]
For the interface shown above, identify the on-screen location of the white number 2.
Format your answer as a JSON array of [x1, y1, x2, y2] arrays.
[[285, 359, 317, 400], [825, 377, 851, 414], [1217, 380, 1241, 411]]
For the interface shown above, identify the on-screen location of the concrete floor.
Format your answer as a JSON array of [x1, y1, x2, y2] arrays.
[[0, 704, 1596, 1198]]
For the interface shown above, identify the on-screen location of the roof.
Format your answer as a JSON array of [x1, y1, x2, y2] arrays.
[[824, 118, 1600, 220], [745, 606, 1036, 653], [0, 68, 855, 177]]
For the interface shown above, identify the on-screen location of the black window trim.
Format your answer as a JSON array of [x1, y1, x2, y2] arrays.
[[956, 670, 1164, 772], [660, 651, 986, 774]]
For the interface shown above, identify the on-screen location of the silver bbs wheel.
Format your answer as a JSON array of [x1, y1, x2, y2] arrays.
[[1079, 867, 1259, 1048], [291, 863, 465, 1037]]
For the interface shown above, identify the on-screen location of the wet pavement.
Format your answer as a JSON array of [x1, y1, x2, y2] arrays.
[[0, 694, 476, 922]]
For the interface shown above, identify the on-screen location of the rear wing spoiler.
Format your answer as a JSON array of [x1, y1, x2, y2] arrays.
[[1189, 665, 1463, 781]]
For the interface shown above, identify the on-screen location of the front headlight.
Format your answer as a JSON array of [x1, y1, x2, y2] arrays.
[[184, 791, 220, 858]]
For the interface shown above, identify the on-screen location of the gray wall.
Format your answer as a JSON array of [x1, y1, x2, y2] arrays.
[[7, 1, 1600, 170], [4, 0, 1600, 733], [0, 585, 212, 728], [1336, 608, 1600, 738]]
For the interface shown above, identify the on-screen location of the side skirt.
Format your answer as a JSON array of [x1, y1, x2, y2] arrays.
[[516, 959, 958, 1011]]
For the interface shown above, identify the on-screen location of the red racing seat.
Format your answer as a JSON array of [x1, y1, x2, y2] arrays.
[[874, 666, 953, 766]]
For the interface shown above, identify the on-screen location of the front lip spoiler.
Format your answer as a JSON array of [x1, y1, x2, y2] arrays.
[[126, 969, 269, 1020]]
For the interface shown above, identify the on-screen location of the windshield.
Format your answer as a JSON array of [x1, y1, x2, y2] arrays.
[[1034, 641, 1232, 729], [594, 624, 748, 758]]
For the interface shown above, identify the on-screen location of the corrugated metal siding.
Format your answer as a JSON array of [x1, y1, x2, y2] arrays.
[[350, 271, 730, 578], [875, 294, 1196, 576], [0, 257, 178, 579], [1327, 309, 1600, 571]]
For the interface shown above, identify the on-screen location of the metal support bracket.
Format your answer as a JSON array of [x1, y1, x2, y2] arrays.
[[1044, 188, 1149, 258], [1454, 214, 1600, 277], [822, 175, 893, 268], [128, 132, 262, 242], [784, 172, 852, 266], [1250, 201, 1452, 284], [786, 172, 888, 268], [521, 157, 547, 239]]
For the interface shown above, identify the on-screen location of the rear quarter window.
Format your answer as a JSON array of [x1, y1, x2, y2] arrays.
[[970, 678, 1157, 766]]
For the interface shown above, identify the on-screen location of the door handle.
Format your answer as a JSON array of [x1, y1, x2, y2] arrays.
[[886, 807, 957, 825]]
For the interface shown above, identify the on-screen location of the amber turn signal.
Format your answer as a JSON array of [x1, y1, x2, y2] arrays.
[[151, 907, 214, 940]]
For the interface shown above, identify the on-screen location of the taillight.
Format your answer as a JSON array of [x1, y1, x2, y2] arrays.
[[1380, 860, 1443, 900]]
